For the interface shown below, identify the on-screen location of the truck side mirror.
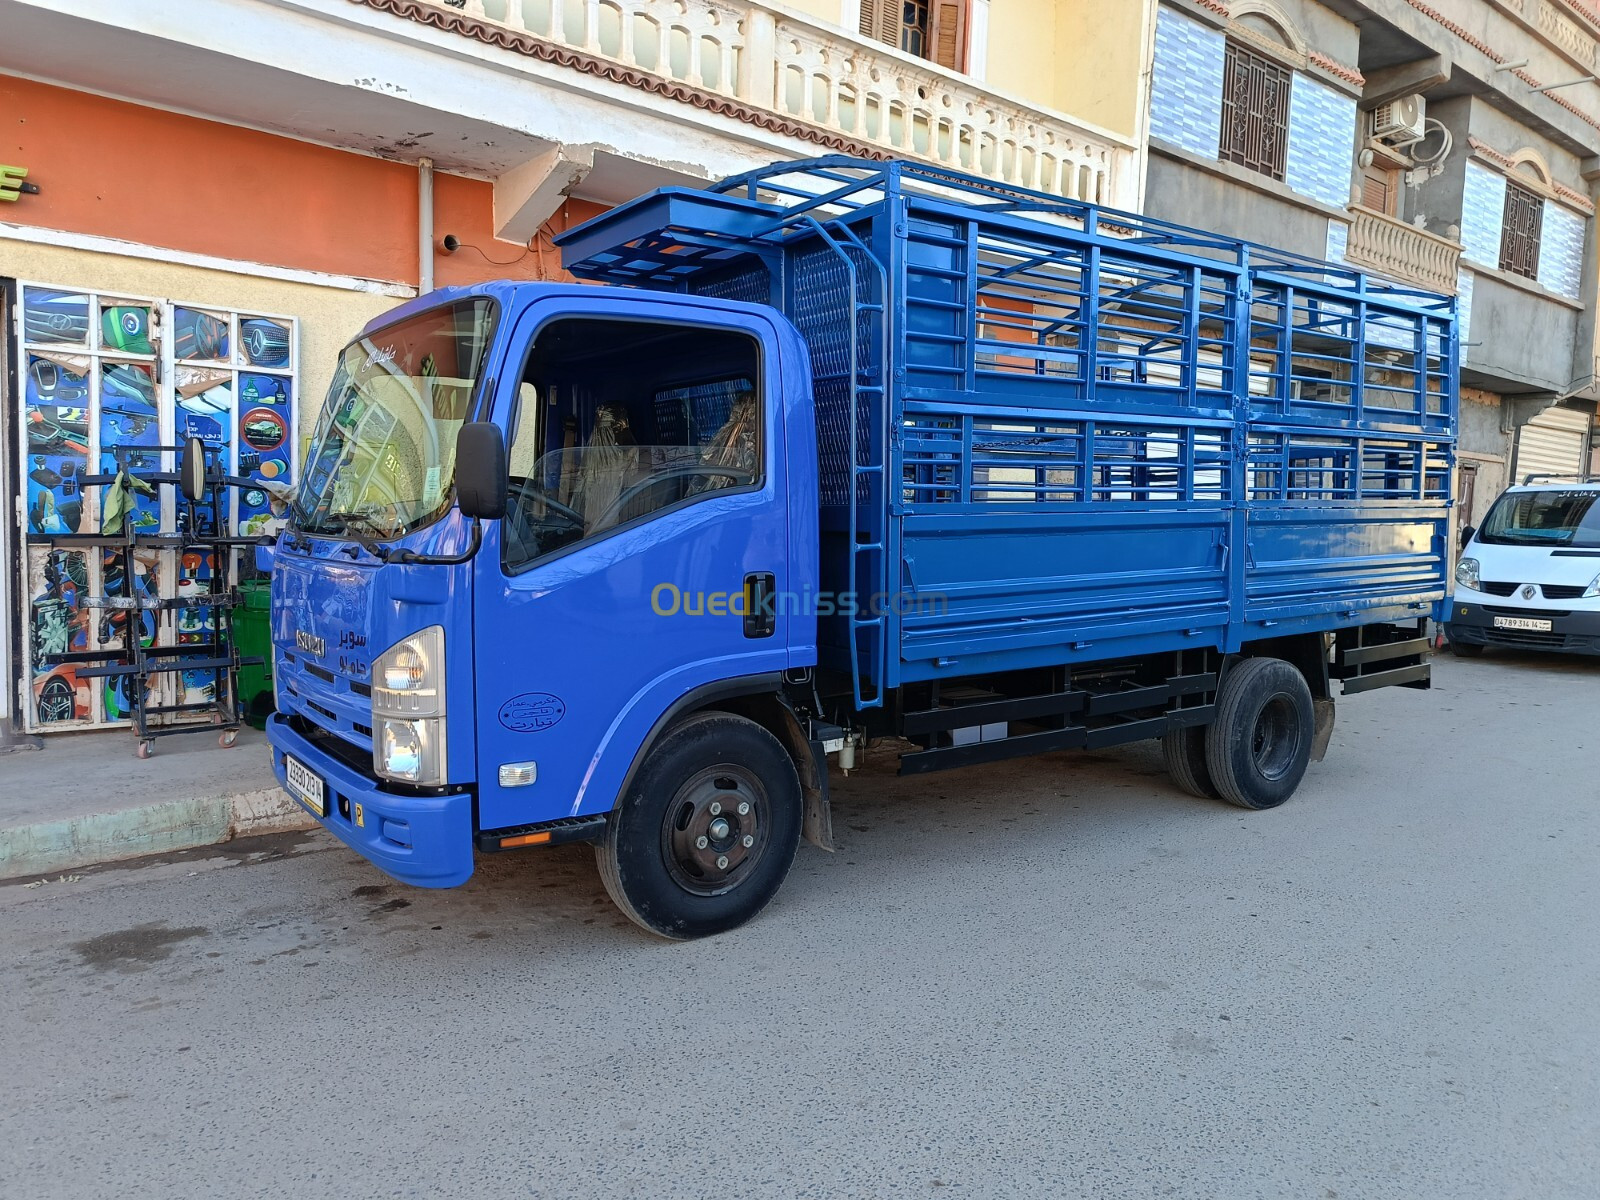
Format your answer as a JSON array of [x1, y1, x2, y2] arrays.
[[179, 436, 207, 503], [455, 422, 507, 521]]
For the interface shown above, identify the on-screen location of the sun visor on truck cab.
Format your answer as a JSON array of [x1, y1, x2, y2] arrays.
[[555, 187, 786, 287]]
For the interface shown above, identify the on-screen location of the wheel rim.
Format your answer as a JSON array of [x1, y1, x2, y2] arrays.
[[1251, 694, 1301, 781], [38, 679, 74, 723], [660, 765, 769, 897]]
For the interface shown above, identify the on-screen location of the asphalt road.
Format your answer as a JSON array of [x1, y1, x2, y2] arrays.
[[2, 652, 1596, 1200]]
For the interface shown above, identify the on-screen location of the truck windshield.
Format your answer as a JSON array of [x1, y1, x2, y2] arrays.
[[1477, 489, 1600, 547], [292, 298, 497, 539]]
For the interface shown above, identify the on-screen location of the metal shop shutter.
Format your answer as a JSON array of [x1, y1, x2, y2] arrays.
[[1514, 404, 1592, 483]]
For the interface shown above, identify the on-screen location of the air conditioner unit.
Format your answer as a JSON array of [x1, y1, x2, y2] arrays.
[[1372, 94, 1427, 144]]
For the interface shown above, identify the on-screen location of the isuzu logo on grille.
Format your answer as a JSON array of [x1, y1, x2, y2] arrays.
[[296, 630, 326, 657]]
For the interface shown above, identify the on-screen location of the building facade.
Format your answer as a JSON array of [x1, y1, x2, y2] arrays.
[[1145, 0, 1600, 546], [0, 0, 1155, 734]]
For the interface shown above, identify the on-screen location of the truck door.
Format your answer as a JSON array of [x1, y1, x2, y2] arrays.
[[472, 296, 799, 834]]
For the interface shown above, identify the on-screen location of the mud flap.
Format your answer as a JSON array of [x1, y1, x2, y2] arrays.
[[1311, 698, 1335, 763], [769, 701, 835, 851], [801, 739, 836, 851]]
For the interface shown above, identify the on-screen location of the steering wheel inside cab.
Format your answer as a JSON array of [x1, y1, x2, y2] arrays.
[[503, 464, 754, 558]]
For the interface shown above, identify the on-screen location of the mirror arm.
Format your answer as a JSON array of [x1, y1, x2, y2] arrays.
[[385, 519, 484, 566]]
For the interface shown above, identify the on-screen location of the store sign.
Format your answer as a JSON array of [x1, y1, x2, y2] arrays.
[[0, 164, 30, 202]]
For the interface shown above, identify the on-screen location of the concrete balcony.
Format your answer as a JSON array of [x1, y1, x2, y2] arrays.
[[416, 0, 1138, 207], [1343, 205, 1463, 295]]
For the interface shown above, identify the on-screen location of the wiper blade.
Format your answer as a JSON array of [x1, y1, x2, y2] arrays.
[[302, 510, 396, 552]]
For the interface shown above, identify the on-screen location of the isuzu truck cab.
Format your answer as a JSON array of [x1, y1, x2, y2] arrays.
[[264, 158, 1455, 938]]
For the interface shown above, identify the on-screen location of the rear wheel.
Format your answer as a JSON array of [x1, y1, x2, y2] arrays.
[[597, 712, 802, 940], [1204, 658, 1314, 811], [1162, 724, 1218, 799]]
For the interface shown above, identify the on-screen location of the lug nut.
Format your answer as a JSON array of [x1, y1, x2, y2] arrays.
[[737, 802, 750, 815], [695, 835, 709, 850], [742, 834, 754, 848], [716, 855, 729, 870], [709, 801, 722, 816]]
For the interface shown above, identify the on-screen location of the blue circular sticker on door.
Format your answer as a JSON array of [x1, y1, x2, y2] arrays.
[[498, 692, 566, 732]]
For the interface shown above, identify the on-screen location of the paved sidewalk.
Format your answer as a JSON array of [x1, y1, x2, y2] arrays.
[[0, 725, 309, 880]]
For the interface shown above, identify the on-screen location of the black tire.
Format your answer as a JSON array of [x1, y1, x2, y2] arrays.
[[1448, 634, 1484, 658], [596, 711, 802, 940], [1161, 724, 1218, 799], [1204, 658, 1314, 811]]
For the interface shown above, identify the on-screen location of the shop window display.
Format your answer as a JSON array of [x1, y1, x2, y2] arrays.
[[14, 283, 298, 731]]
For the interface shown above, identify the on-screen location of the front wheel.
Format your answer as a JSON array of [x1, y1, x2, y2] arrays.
[[596, 712, 802, 939], [1204, 658, 1314, 811]]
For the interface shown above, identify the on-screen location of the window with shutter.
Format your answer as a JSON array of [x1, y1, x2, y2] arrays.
[[1360, 161, 1400, 216], [1499, 180, 1544, 280], [928, 0, 967, 70], [1218, 41, 1291, 182], [858, 0, 967, 72], [858, 0, 902, 48]]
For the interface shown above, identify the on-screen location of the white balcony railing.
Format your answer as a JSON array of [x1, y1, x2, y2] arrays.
[[434, 0, 1135, 207], [1343, 205, 1463, 295]]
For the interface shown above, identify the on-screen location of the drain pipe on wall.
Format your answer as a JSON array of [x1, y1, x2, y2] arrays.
[[419, 157, 435, 295]]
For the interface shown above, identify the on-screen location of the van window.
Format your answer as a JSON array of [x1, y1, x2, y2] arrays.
[[1477, 489, 1600, 548]]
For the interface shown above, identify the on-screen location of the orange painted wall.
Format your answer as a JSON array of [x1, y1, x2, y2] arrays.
[[2, 76, 613, 292], [430, 175, 607, 289], [2, 75, 418, 284]]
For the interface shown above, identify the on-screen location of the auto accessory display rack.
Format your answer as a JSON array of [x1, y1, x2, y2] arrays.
[[25, 443, 263, 757]]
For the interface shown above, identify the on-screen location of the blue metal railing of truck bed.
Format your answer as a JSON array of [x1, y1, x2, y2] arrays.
[[557, 157, 1458, 708]]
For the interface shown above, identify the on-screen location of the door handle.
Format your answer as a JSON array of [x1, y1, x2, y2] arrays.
[[743, 573, 775, 639]]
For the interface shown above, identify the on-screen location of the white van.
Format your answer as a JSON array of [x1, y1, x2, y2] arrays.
[[1447, 480, 1600, 657]]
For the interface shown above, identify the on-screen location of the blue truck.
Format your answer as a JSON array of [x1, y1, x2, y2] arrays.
[[262, 158, 1456, 938]]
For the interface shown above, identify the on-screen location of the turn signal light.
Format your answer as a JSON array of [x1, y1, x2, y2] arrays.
[[500, 832, 552, 848]]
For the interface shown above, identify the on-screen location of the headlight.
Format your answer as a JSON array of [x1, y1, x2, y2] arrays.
[[373, 626, 446, 784], [1455, 557, 1480, 591], [377, 718, 439, 783], [372, 625, 443, 716], [1584, 573, 1600, 599]]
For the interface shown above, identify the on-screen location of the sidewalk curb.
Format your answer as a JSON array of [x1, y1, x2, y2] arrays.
[[0, 786, 316, 880]]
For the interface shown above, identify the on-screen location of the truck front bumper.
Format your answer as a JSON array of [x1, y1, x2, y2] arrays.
[[1445, 598, 1600, 656], [266, 713, 476, 887]]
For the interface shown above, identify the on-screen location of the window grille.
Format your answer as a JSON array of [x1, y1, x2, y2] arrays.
[[1219, 41, 1291, 182], [1499, 180, 1543, 281]]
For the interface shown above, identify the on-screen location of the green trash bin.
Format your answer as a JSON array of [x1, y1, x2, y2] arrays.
[[233, 578, 274, 729]]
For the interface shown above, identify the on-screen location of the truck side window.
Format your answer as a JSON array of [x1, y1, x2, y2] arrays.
[[502, 318, 763, 573]]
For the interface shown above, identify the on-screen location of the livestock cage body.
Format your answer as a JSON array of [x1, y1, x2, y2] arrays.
[[558, 157, 1458, 709]]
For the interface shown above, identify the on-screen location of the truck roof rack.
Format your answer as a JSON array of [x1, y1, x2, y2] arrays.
[[557, 155, 1457, 313], [1520, 472, 1595, 485]]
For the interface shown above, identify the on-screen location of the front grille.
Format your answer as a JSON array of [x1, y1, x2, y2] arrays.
[[1542, 584, 1588, 600], [288, 714, 375, 777], [1485, 605, 1570, 619], [1483, 628, 1566, 648], [1480, 581, 1519, 597], [280, 645, 372, 752]]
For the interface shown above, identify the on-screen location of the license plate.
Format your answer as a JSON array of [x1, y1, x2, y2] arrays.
[[1493, 616, 1553, 632], [285, 754, 327, 817]]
